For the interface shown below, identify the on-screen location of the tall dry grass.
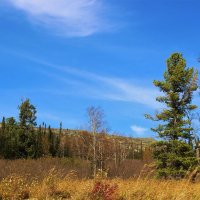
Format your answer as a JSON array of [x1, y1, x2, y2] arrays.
[[0, 158, 146, 180], [0, 158, 199, 199], [0, 157, 91, 181], [0, 173, 200, 199]]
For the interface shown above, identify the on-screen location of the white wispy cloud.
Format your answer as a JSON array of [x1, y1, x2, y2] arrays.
[[7, 53, 160, 109], [131, 125, 148, 136], [7, 0, 110, 36], [31, 59, 161, 109], [97, 78, 160, 108]]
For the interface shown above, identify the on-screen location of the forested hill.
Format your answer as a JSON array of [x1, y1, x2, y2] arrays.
[[50, 128, 154, 161], [59, 128, 152, 143], [52, 127, 154, 144]]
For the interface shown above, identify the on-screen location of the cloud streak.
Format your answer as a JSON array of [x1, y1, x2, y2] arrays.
[[4, 51, 160, 109], [7, 0, 110, 36], [26, 57, 161, 109]]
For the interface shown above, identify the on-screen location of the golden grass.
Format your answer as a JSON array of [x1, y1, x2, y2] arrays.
[[0, 159, 199, 199], [0, 172, 200, 199]]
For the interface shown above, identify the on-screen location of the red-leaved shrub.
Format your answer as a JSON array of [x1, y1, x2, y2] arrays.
[[90, 181, 118, 200]]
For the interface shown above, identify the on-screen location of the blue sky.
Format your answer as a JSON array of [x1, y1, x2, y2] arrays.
[[0, 0, 200, 138]]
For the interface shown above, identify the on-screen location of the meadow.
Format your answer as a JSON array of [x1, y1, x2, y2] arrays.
[[0, 158, 200, 200]]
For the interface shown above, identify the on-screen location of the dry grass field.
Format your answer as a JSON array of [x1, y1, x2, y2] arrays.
[[0, 158, 199, 200], [1, 174, 200, 200]]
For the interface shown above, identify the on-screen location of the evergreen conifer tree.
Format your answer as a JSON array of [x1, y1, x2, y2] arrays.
[[1, 117, 5, 133], [146, 53, 198, 178], [19, 99, 37, 129], [0, 117, 6, 156], [18, 99, 37, 158]]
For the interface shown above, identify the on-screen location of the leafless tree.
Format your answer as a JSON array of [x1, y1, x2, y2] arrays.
[[87, 106, 105, 177]]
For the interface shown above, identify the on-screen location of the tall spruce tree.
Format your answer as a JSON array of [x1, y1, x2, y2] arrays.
[[35, 125, 43, 158], [4, 117, 18, 159], [18, 99, 37, 158], [146, 53, 198, 178], [0, 117, 5, 156], [19, 98, 37, 129], [1, 117, 5, 133]]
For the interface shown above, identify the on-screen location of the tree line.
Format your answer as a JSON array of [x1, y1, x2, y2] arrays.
[[0, 99, 61, 159], [0, 100, 152, 177]]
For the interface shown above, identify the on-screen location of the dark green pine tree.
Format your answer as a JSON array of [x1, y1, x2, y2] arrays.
[[56, 122, 62, 157], [18, 99, 37, 158], [48, 125, 56, 156], [1, 117, 5, 133], [0, 117, 6, 156], [146, 53, 198, 178], [59, 122, 62, 135], [35, 125, 43, 158], [4, 117, 18, 159], [19, 98, 37, 129]]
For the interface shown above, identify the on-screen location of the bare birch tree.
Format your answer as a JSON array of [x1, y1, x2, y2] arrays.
[[87, 106, 105, 177]]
